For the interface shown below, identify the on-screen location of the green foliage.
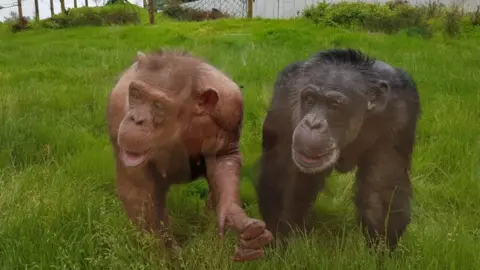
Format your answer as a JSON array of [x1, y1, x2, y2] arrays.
[[161, 3, 229, 21], [105, 0, 130, 4], [10, 17, 31, 33], [0, 19, 479, 269], [471, 6, 480, 26], [443, 4, 462, 37], [302, 1, 480, 38], [40, 4, 142, 29]]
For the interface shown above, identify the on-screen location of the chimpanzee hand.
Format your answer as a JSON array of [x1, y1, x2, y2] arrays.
[[217, 200, 274, 262]]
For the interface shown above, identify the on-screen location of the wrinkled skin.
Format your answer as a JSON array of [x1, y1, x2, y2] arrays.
[[107, 49, 273, 262], [256, 48, 420, 252]]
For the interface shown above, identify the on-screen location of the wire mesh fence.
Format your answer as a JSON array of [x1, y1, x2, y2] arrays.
[[180, 0, 249, 18]]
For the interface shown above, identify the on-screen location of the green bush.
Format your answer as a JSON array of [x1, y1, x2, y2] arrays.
[[10, 17, 31, 33], [40, 4, 141, 29], [471, 6, 480, 26], [443, 5, 462, 37], [302, 1, 479, 38], [162, 4, 229, 21]]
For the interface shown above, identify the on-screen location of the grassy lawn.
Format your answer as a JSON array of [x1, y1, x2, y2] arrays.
[[0, 18, 479, 269]]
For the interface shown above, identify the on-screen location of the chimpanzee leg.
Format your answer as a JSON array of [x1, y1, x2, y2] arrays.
[[256, 143, 295, 241], [256, 109, 294, 240], [354, 143, 412, 251]]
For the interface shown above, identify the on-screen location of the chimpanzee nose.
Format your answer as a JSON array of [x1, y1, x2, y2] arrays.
[[129, 114, 145, 126], [305, 114, 327, 131]]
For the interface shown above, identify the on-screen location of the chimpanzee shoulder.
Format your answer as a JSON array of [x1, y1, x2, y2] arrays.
[[273, 61, 305, 88]]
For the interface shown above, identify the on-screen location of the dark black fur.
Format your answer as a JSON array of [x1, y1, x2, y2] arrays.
[[256, 48, 421, 252]]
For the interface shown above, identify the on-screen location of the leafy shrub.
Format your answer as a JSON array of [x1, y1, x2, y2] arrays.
[[303, 1, 429, 35], [302, 1, 478, 39], [11, 17, 31, 33], [443, 5, 461, 37], [40, 4, 141, 29], [469, 5, 480, 26], [162, 4, 229, 21]]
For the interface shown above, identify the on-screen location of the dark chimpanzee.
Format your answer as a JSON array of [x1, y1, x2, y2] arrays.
[[256, 48, 421, 251]]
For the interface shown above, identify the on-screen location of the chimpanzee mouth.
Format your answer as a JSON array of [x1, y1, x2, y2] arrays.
[[120, 149, 151, 167], [292, 147, 339, 171]]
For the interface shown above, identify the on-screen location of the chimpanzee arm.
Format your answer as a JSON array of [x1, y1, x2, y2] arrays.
[[256, 108, 295, 240], [205, 145, 245, 234], [204, 141, 273, 262], [114, 152, 179, 252]]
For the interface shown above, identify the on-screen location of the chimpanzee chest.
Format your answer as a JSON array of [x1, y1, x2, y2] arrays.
[[147, 154, 207, 184], [188, 155, 207, 181]]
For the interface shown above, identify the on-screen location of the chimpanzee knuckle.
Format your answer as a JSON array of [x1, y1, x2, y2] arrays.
[[239, 230, 273, 249], [240, 219, 266, 240]]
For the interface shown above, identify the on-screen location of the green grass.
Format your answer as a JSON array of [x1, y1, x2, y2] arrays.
[[0, 18, 479, 269]]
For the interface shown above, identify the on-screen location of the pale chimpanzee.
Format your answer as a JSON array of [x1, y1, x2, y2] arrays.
[[256, 48, 421, 251], [107, 49, 273, 262]]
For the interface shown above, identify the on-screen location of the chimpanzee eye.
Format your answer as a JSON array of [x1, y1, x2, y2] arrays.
[[130, 88, 141, 100], [154, 110, 165, 124], [305, 96, 315, 108], [329, 99, 340, 110], [153, 102, 165, 120]]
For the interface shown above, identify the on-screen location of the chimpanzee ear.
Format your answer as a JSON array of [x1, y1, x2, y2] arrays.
[[367, 80, 390, 113], [136, 51, 148, 69], [195, 88, 219, 115]]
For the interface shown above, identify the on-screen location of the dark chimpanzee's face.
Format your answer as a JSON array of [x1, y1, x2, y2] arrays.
[[291, 69, 389, 174]]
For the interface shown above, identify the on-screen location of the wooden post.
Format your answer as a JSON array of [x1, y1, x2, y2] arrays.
[[247, 0, 253, 18], [50, 0, 54, 16], [148, 0, 155, 24], [59, 0, 66, 14], [34, 0, 40, 20], [17, 0, 23, 18]]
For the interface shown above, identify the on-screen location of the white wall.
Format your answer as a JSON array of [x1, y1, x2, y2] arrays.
[[253, 0, 480, 19]]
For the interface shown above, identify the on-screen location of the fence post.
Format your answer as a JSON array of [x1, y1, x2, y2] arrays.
[[247, 0, 253, 18], [148, 0, 155, 24]]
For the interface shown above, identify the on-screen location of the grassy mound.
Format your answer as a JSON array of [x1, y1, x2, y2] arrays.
[[0, 19, 479, 269]]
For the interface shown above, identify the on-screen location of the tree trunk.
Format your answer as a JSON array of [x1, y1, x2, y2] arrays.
[[34, 0, 39, 20], [50, 0, 54, 16], [148, 0, 155, 24], [143, 0, 147, 9], [59, 0, 66, 13], [74, 0, 78, 8], [85, 0, 89, 7], [17, 0, 23, 18]]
